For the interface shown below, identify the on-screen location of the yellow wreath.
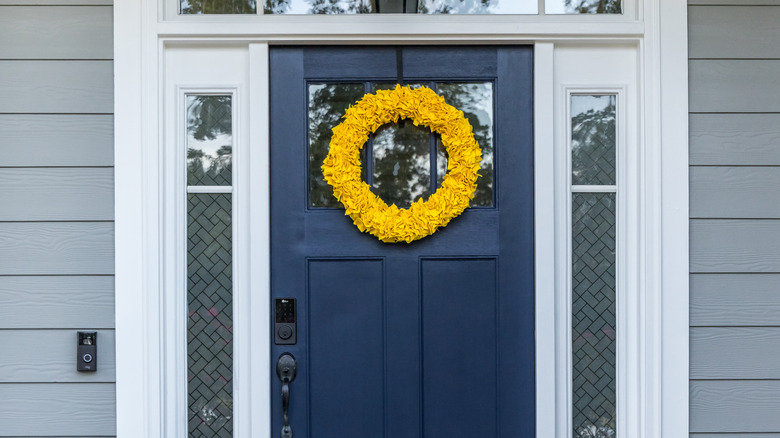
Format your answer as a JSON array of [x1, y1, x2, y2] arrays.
[[322, 85, 482, 243]]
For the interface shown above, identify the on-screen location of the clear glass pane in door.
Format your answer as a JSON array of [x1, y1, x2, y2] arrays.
[[372, 121, 432, 208], [436, 82, 494, 207], [308, 83, 365, 208]]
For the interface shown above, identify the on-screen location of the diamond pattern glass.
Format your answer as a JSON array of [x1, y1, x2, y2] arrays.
[[182, 0, 256, 14], [571, 95, 616, 186], [572, 193, 616, 438], [308, 83, 365, 208], [188, 193, 233, 438], [187, 95, 233, 186]]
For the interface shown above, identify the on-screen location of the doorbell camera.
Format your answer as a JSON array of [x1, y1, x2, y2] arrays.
[[77, 331, 97, 372]]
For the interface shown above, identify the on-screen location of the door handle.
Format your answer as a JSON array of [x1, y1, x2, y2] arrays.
[[277, 353, 297, 438]]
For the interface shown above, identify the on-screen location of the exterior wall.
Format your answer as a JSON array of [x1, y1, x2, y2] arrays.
[[689, 1, 780, 436], [0, 1, 116, 436]]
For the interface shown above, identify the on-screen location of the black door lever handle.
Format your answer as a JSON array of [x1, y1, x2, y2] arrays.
[[277, 353, 297, 438]]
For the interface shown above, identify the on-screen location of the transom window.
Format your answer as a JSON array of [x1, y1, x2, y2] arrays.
[[180, 0, 622, 15]]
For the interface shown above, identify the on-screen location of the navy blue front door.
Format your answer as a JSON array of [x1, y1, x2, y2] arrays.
[[270, 46, 534, 438]]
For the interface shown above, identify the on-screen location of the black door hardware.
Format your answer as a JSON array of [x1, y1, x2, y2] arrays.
[[277, 353, 297, 438]]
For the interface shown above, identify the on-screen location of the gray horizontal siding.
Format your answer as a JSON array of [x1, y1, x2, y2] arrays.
[[690, 60, 780, 113], [0, 383, 115, 436], [691, 274, 780, 326], [691, 381, 780, 433], [689, 2, 780, 435], [690, 114, 780, 165], [689, 6, 780, 58], [0, 6, 112, 60], [0, 61, 113, 113], [690, 167, 780, 218], [1, 3, 118, 436], [690, 219, 780, 272], [0, 115, 113, 167], [0, 276, 114, 328], [0, 168, 113, 221], [0, 222, 114, 275], [0, 330, 115, 382], [691, 327, 780, 379]]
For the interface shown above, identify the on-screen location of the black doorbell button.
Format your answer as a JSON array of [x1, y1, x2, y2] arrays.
[[77, 332, 97, 372], [274, 298, 297, 345]]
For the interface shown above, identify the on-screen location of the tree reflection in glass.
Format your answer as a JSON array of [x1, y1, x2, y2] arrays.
[[307, 81, 495, 209], [181, 0, 256, 14], [264, 0, 373, 14], [571, 95, 616, 186], [418, 0, 536, 14], [187, 95, 233, 186], [437, 82, 494, 207], [546, 0, 620, 14], [372, 121, 431, 208], [308, 83, 365, 208], [263, 0, 536, 13]]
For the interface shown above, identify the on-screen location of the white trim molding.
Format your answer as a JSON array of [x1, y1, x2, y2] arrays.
[[114, 2, 689, 437]]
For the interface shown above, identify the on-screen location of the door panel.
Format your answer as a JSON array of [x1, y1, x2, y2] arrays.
[[270, 46, 534, 438]]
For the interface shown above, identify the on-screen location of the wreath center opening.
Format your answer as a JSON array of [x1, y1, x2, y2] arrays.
[[368, 119, 447, 210]]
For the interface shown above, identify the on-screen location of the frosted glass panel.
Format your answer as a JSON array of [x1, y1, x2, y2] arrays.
[[572, 193, 616, 438], [546, 0, 621, 14]]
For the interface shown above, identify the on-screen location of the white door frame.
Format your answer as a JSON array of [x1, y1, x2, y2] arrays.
[[114, 2, 689, 437]]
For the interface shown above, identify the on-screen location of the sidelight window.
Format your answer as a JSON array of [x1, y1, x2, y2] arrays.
[[185, 94, 234, 438], [570, 94, 618, 438]]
